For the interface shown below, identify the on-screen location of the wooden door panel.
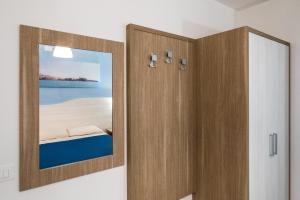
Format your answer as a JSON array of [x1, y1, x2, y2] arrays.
[[178, 40, 196, 197], [127, 30, 168, 200], [127, 25, 195, 200], [195, 28, 249, 200], [157, 34, 180, 200]]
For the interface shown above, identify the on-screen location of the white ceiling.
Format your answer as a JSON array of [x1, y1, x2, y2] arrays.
[[215, 0, 269, 10]]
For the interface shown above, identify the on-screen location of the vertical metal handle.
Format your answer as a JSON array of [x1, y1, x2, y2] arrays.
[[273, 133, 278, 155], [269, 134, 274, 156]]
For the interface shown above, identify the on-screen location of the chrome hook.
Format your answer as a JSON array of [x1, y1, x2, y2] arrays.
[[179, 58, 187, 70], [165, 49, 173, 64], [149, 53, 157, 68]]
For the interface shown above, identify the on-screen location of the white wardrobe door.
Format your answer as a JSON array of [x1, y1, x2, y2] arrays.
[[249, 32, 274, 200], [273, 41, 289, 200], [267, 38, 289, 200], [249, 33, 289, 200]]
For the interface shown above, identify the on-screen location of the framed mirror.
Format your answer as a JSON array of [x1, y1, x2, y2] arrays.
[[20, 25, 124, 191]]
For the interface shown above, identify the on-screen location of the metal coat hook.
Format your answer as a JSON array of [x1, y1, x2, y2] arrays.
[[165, 49, 173, 64], [179, 58, 187, 70], [149, 53, 157, 68]]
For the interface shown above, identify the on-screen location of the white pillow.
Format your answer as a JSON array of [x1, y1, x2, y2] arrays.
[[67, 125, 104, 137], [40, 131, 68, 141]]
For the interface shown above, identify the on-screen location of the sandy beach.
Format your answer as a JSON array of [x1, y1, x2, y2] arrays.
[[39, 97, 112, 142]]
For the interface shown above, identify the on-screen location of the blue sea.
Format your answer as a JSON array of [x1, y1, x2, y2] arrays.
[[39, 80, 112, 105]]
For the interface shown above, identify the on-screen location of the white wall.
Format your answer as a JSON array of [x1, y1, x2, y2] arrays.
[[235, 1, 300, 199], [0, 0, 234, 199]]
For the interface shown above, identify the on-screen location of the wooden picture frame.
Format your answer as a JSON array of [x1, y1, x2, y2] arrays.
[[20, 25, 124, 191]]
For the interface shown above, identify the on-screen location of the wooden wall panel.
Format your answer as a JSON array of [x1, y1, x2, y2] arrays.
[[178, 40, 196, 197], [158, 34, 181, 200], [127, 29, 167, 200], [127, 24, 289, 200], [195, 28, 249, 200], [127, 24, 195, 200]]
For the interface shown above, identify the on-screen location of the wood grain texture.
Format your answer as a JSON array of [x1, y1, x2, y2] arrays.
[[20, 25, 124, 191], [127, 25, 290, 200], [178, 40, 197, 197], [195, 27, 249, 200], [127, 24, 195, 200], [127, 29, 167, 200], [127, 24, 195, 43]]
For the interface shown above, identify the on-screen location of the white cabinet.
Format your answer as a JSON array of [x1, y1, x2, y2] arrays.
[[249, 33, 289, 200]]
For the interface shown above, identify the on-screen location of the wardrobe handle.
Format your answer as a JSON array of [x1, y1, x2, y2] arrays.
[[273, 133, 278, 155], [269, 134, 274, 156]]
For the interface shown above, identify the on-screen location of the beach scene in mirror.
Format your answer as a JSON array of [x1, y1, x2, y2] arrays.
[[39, 44, 113, 169]]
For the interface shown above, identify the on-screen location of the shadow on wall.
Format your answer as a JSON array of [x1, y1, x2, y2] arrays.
[[182, 20, 221, 38]]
